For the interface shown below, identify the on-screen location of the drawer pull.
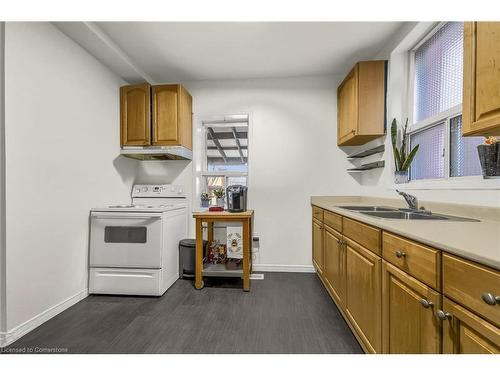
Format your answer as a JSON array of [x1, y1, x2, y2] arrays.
[[420, 299, 434, 309], [437, 310, 452, 321], [481, 293, 500, 306], [395, 250, 407, 258]]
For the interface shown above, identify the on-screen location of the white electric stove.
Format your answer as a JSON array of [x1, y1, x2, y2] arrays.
[[89, 184, 188, 296]]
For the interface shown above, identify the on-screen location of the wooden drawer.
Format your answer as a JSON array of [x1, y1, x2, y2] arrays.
[[312, 206, 324, 221], [443, 254, 500, 327], [343, 217, 381, 255], [324, 210, 342, 232], [382, 232, 441, 290]]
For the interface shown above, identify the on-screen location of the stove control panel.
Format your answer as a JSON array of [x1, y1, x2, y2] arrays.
[[132, 184, 185, 198]]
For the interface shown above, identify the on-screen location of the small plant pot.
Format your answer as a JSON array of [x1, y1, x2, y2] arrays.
[[477, 143, 500, 179], [216, 198, 225, 207], [395, 170, 409, 184], [201, 200, 210, 208]]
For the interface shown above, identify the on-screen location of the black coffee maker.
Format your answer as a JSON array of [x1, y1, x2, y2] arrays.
[[226, 185, 248, 212]]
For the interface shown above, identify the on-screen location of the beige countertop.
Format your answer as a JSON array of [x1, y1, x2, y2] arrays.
[[311, 196, 500, 271]]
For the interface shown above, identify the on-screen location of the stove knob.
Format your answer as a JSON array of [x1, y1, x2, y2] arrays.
[[142, 187, 148, 192], [171, 187, 175, 192]]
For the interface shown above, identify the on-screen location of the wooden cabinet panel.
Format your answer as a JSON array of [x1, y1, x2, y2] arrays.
[[344, 237, 382, 353], [382, 261, 441, 354], [312, 218, 324, 275], [337, 61, 386, 146], [152, 85, 179, 145], [338, 68, 358, 143], [120, 84, 151, 146], [382, 232, 441, 290], [442, 297, 500, 354], [343, 217, 381, 255], [324, 226, 345, 307], [443, 254, 500, 326], [178, 85, 193, 150], [463, 22, 500, 136], [312, 206, 324, 221], [324, 210, 342, 233]]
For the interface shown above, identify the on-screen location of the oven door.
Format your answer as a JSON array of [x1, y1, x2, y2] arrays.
[[90, 211, 163, 268]]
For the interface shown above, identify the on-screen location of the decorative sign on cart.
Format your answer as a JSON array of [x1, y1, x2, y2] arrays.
[[226, 226, 243, 259]]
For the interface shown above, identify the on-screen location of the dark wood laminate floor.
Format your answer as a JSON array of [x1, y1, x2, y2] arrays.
[[7, 273, 362, 354]]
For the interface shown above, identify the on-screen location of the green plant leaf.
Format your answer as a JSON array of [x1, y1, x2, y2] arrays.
[[401, 144, 419, 171], [391, 119, 400, 169], [393, 146, 403, 170]]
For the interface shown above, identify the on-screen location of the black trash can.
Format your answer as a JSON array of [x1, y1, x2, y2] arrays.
[[179, 239, 208, 279]]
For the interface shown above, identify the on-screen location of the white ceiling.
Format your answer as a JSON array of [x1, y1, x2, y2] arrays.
[[96, 22, 407, 82], [57, 22, 409, 83]]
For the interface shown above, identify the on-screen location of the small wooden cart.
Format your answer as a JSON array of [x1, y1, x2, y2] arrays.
[[193, 210, 254, 292]]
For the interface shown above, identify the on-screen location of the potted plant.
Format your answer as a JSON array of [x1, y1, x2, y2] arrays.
[[477, 136, 500, 179], [213, 188, 225, 207], [391, 118, 420, 184], [200, 192, 210, 208]]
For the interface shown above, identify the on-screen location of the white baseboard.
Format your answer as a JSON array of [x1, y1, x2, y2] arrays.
[[252, 264, 315, 273], [0, 288, 88, 347]]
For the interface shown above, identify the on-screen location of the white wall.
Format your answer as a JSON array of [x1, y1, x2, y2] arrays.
[[184, 76, 363, 269], [3, 22, 139, 333]]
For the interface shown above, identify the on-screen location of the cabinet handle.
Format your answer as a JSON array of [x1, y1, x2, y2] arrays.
[[481, 293, 500, 306], [436, 310, 452, 321], [395, 250, 407, 258], [420, 299, 434, 309]]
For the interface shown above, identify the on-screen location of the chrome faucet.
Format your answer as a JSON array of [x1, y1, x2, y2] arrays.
[[396, 190, 419, 211]]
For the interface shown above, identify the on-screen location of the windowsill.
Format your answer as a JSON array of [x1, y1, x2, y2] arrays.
[[392, 176, 500, 190]]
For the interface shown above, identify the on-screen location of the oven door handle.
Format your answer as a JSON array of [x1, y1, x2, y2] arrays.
[[91, 215, 162, 220]]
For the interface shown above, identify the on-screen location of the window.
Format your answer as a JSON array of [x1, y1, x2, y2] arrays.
[[201, 114, 249, 204], [408, 22, 484, 182]]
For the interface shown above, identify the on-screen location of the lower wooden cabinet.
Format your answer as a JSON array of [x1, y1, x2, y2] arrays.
[[382, 261, 441, 353], [344, 237, 382, 353], [442, 297, 500, 354], [311, 207, 500, 354], [324, 225, 345, 307], [312, 219, 324, 275]]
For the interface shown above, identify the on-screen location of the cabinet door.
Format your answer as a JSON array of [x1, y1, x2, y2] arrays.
[[442, 297, 500, 354], [120, 84, 151, 146], [463, 22, 500, 136], [337, 67, 358, 144], [178, 85, 193, 150], [312, 219, 324, 275], [382, 261, 441, 354], [344, 237, 382, 353], [324, 226, 345, 307], [152, 85, 179, 145]]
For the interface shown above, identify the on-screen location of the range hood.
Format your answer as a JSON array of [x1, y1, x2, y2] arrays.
[[120, 146, 193, 161]]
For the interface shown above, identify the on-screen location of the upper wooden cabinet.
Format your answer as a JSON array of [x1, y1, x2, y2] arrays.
[[120, 83, 193, 149], [152, 84, 193, 149], [463, 22, 500, 136], [120, 84, 151, 146], [337, 60, 387, 146]]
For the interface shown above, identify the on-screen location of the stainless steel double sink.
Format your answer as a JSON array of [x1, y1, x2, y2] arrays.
[[337, 206, 479, 222]]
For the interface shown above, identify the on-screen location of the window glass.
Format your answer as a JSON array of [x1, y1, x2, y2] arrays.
[[449, 115, 483, 177], [410, 123, 445, 180], [206, 123, 248, 173], [414, 22, 463, 122]]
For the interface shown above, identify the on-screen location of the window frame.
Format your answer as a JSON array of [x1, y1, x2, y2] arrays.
[[403, 22, 498, 190]]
